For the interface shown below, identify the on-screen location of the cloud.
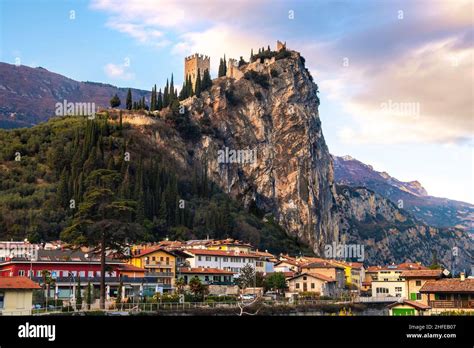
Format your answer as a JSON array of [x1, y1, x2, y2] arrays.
[[104, 63, 134, 80]]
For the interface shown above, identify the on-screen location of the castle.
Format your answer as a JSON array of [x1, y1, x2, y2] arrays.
[[184, 53, 210, 88], [183, 41, 287, 86]]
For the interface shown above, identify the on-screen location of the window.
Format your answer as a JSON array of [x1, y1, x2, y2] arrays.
[[296, 283, 300, 289], [205, 256, 211, 261], [0, 292, 4, 309], [37, 271, 42, 277], [79, 271, 85, 277], [152, 256, 156, 261], [205, 276, 209, 281], [214, 257, 218, 262], [223, 257, 228, 262], [395, 287, 402, 292], [311, 283, 315, 289], [18, 270, 25, 276], [416, 280, 421, 286], [198, 256, 202, 261], [416, 293, 422, 300], [88, 271, 94, 278], [166, 257, 169, 265], [303, 276, 307, 281]]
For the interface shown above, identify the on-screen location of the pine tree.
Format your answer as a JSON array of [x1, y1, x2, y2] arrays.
[[250, 48, 254, 60], [126, 88, 132, 110]]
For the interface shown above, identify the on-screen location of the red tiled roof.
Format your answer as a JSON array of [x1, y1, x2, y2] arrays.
[[179, 267, 234, 275], [288, 272, 335, 283], [0, 277, 41, 289], [401, 269, 443, 278], [420, 279, 474, 293], [184, 249, 259, 258], [367, 263, 427, 272], [387, 299, 431, 310]]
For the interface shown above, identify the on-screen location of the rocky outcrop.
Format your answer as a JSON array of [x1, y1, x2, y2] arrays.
[[147, 50, 472, 268], [182, 50, 340, 253]]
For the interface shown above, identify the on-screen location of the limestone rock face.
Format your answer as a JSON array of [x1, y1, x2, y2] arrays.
[[183, 51, 340, 254], [158, 50, 472, 268]]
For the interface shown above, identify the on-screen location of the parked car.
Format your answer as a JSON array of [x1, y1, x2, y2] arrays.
[[240, 294, 255, 301]]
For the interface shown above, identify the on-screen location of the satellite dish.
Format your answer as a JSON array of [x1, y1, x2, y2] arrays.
[[442, 269, 450, 276]]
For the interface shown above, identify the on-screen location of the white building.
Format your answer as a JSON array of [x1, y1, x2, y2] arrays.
[[184, 249, 259, 275]]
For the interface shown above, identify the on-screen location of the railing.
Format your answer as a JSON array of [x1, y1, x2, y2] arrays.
[[429, 300, 474, 309], [355, 296, 400, 303]]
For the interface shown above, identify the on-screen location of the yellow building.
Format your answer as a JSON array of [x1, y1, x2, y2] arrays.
[[129, 246, 177, 289], [0, 277, 41, 315], [328, 260, 364, 289]]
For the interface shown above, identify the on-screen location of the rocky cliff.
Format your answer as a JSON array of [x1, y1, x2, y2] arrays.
[[146, 49, 471, 269], [181, 50, 340, 254]]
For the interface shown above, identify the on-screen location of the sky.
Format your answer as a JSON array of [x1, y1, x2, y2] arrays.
[[0, 0, 473, 203]]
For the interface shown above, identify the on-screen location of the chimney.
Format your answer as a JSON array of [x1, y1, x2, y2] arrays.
[[460, 272, 465, 281]]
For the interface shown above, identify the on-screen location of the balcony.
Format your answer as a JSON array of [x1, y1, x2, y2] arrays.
[[144, 262, 173, 268], [429, 300, 474, 309]]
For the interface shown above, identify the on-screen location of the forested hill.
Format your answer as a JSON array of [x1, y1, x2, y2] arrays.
[[0, 113, 311, 255]]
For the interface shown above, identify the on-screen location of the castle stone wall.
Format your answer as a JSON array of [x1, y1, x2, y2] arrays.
[[184, 54, 210, 88]]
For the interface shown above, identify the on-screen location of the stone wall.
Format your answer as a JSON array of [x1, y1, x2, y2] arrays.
[[184, 54, 210, 88]]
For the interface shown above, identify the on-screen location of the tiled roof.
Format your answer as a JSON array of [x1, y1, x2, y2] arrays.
[[287, 272, 336, 283], [387, 299, 431, 310], [367, 263, 427, 272], [302, 261, 345, 270], [179, 267, 234, 275], [401, 269, 443, 278], [115, 264, 146, 272], [0, 276, 41, 289], [419, 279, 474, 293], [134, 247, 177, 258], [184, 249, 259, 258]]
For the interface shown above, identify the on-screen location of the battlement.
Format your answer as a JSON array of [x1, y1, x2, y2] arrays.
[[276, 40, 286, 51], [184, 53, 211, 88], [185, 53, 210, 62]]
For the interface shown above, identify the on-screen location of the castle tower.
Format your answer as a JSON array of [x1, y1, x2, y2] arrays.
[[226, 58, 244, 80], [184, 53, 210, 88]]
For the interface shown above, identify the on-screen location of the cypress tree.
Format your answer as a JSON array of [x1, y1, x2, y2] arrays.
[[195, 68, 202, 97], [126, 88, 132, 110], [157, 88, 163, 110], [202, 69, 212, 91], [170, 74, 175, 102], [150, 85, 156, 111], [163, 79, 169, 107], [187, 75, 193, 96], [223, 55, 227, 76], [119, 110, 123, 129], [179, 81, 187, 100]]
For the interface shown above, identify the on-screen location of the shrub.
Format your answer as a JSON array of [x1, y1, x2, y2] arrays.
[[244, 71, 269, 89]]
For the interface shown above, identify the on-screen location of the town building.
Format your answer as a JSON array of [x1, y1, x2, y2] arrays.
[[128, 247, 177, 288], [300, 261, 346, 292], [184, 249, 259, 275], [179, 267, 234, 285], [0, 277, 41, 315], [387, 299, 431, 316], [401, 269, 443, 301], [419, 275, 474, 313], [287, 273, 336, 297], [366, 263, 427, 297], [327, 260, 365, 291]]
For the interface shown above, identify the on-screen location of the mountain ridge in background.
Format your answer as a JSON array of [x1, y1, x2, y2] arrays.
[[333, 155, 474, 236], [0, 62, 150, 128]]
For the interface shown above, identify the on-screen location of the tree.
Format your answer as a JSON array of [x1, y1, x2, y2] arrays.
[[76, 276, 83, 310], [86, 282, 92, 310], [41, 270, 55, 308], [202, 69, 212, 91], [110, 94, 121, 108], [157, 88, 163, 110], [175, 277, 186, 294], [61, 169, 144, 310], [429, 251, 441, 269], [163, 79, 169, 108], [236, 264, 255, 290], [264, 272, 287, 294], [194, 68, 202, 97], [188, 276, 208, 300], [116, 280, 123, 306], [119, 110, 123, 130], [126, 88, 132, 110]]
